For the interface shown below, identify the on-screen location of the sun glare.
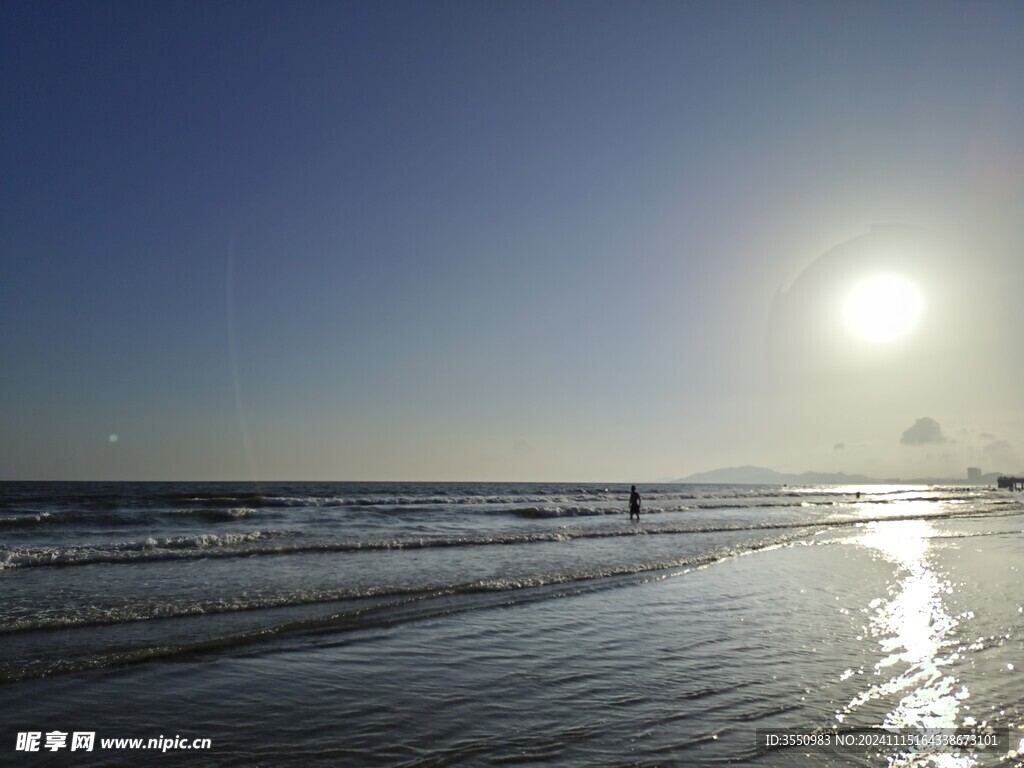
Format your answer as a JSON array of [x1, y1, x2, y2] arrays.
[[844, 275, 923, 342]]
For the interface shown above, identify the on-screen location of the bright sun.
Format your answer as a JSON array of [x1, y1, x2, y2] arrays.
[[844, 274, 923, 341]]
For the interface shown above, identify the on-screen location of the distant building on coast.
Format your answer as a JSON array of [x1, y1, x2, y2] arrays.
[[967, 467, 982, 482]]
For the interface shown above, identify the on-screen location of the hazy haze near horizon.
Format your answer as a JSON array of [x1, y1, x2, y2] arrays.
[[3, 1, 1023, 481]]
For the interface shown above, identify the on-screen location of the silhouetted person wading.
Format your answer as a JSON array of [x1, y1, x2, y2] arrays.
[[629, 485, 641, 521]]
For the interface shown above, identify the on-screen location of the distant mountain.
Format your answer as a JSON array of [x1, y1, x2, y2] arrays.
[[679, 465, 877, 485], [679, 466, 788, 484]]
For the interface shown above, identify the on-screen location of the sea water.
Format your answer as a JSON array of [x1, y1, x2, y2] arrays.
[[1, 482, 1022, 766]]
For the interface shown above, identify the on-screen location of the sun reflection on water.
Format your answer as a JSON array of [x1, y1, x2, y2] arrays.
[[840, 519, 977, 767]]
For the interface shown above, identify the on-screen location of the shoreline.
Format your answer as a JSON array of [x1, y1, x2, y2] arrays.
[[1, 489, 1022, 766]]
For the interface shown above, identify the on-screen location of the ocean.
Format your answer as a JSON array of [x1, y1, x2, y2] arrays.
[[1, 481, 1022, 766]]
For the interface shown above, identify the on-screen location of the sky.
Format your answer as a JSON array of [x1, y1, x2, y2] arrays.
[[2, 0, 1023, 482]]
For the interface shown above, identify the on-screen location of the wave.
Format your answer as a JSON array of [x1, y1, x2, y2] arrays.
[[3, 482, 1015, 531], [0, 533, 802, 680], [511, 506, 623, 518], [0, 530, 286, 569], [2, 517, 834, 571], [0, 511, 58, 529], [509, 495, 1018, 517], [0, 507, 261, 530], [7, 495, 999, 532], [0, 508, 155, 529], [6, 502, 1019, 572]]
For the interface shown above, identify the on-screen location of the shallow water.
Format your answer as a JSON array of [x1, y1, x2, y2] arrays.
[[1, 482, 1022, 765]]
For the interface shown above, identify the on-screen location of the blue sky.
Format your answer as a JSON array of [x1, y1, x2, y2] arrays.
[[3, 1, 1023, 481]]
